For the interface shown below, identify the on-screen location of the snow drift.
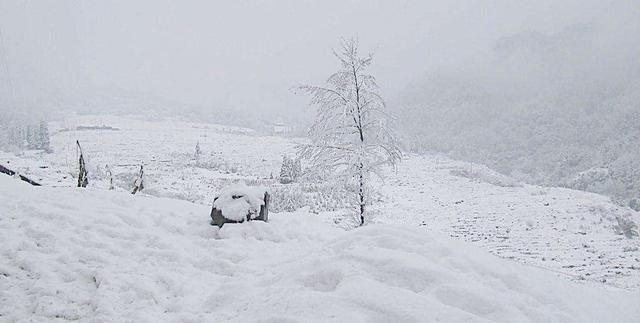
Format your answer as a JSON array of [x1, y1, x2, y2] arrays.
[[0, 176, 638, 322]]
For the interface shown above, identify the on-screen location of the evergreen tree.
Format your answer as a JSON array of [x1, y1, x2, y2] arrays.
[[194, 141, 202, 159], [279, 155, 294, 184], [25, 125, 36, 149], [38, 121, 51, 152]]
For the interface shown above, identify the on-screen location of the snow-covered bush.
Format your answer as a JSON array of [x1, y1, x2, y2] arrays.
[[268, 181, 352, 214], [190, 152, 245, 175], [570, 168, 612, 192], [629, 199, 640, 212], [269, 184, 306, 212], [111, 168, 148, 192], [613, 214, 639, 239]]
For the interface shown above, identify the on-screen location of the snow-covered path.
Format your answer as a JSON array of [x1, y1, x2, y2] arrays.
[[1, 176, 639, 322], [379, 155, 640, 289]]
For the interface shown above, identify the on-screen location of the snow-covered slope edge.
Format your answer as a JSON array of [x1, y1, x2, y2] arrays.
[[0, 176, 638, 322]]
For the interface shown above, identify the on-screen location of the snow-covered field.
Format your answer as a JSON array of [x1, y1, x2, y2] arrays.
[[1, 176, 639, 322], [14, 115, 295, 194], [378, 156, 640, 289], [1, 115, 639, 321]]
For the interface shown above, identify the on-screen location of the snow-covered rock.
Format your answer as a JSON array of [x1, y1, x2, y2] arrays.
[[0, 176, 638, 322], [212, 183, 268, 222]]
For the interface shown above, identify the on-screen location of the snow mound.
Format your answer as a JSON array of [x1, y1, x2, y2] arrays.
[[0, 176, 638, 322], [213, 183, 267, 221]]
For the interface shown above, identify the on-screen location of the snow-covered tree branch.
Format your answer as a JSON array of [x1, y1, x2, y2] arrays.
[[297, 38, 401, 226]]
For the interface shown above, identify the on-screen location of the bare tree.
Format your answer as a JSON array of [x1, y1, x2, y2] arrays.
[[297, 38, 401, 226]]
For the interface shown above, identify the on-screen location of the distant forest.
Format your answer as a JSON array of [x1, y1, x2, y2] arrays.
[[397, 20, 640, 208]]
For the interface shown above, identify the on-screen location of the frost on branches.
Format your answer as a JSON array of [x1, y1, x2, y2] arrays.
[[279, 155, 301, 184], [297, 38, 401, 226]]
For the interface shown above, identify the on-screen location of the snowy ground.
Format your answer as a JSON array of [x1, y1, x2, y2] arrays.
[[377, 156, 640, 290], [1, 176, 638, 322], [3, 115, 295, 195], [1, 114, 639, 296]]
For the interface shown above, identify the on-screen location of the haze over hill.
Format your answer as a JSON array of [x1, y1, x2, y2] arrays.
[[1, 1, 638, 201], [1, 2, 640, 321], [0, 0, 617, 116], [396, 0, 640, 206]]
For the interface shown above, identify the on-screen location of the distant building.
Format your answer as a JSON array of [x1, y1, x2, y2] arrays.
[[272, 122, 293, 136]]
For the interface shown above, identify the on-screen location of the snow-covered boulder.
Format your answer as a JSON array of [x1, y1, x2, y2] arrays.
[[211, 183, 269, 227]]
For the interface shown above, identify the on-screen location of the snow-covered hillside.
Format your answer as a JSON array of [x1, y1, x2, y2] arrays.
[[1, 176, 638, 322], [378, 156, 640, 289], [7, 115, 296, 200], [1, 115, 639, 291]]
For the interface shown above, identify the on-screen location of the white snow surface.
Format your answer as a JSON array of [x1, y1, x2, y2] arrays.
[[1, 115, 639, 290], [213, 184, 267, 221], [1, 176, 638, 322]]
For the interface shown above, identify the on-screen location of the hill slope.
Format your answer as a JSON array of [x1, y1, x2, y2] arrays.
[[1, 115, 638, 289], [0, 176, 638, 322], [378, 155, 640, 289]]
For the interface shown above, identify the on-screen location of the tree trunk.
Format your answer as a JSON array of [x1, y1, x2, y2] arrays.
[[131, 165, 144, 194], [358, 167, 365, 226], [0, 164, 41, 186], [77, 140, 88, 188]]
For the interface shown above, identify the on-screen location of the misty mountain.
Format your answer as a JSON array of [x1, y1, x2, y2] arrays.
[[397, 4, 640, 206]]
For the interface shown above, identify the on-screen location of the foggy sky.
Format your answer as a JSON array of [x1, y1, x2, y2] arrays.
[[0, 0, 620, 116]]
